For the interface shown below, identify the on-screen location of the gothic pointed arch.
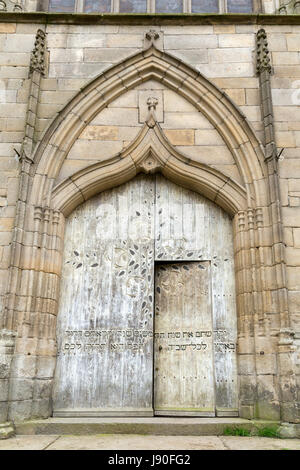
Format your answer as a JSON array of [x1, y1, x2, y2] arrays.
[[51, 118, 247, 217], [30, 45, 268, 213]]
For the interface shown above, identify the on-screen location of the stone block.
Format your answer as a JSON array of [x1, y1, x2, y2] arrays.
[[9, 379, 34, 401], [213, 25, 235, 34], [0, 219, 14, 232], [8, 400, 32, 423], [164, 26, 213, 35], [287, 267, 300, 290], [276, 131, 296, 148], [256, 353, 277, 375], [164, 130, 194, 146], [294, 228, 300, 248], [267, 33, 287, 52], [208, 48, 252, 63], [0, 104, 27, 119], [280, 160, 300, 179], [246, 89, 260, 106], [3, 35, 35, 53], [163, 90, 194, 113], [195, 129, 225, 146], [199, 63, 254, 79], [224, 89, 245, 106], [117, 127, 140, 142], [176, 145, 234, 165], [273, 52, 300, 66], [39, 91, 75, 105], [10, 355, 36, 379], [83, 48, 136, 63], [33, 380, 53, 399], [30, 399, 51, 420], [287, 34, 300, 52], [106, 34, 143, 48], [289, 197, 300, 207], [212, 77, 258, 89], [273, 65, 300, 78], [67, 140, 123, 161], [164, 35, 218, 50], [170, 49, 208, 64], [0, 53, 30, 67], [218, 34, 255, 48], [79, 126, 119, 141], [162, 112, 213, 130], [49, 62, 110, 79], [0, 24, 16, 34], [0, 66, 28, 80], [92, 108, 139, 127], [57, 78, 86, 91], [67, 34, 106, 48], [237, 354, 255, 375], [109, 90, 138, 108], [50, 48, 83, 63], [46, 34, 69, 48], [36, 357, 56, 379]]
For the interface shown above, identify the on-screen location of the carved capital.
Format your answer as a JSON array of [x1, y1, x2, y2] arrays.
[[256, 29, 272, 75], [30, 29, 47, 77]]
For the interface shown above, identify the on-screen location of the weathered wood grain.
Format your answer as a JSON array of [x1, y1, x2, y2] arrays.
[[154, 261, 215, 416], [53, 174, 238, 417], [53, 175, 155, 416]]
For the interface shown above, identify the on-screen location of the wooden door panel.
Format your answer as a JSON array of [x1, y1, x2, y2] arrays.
[[154, 261, 215, 416], [53, 175, 155, 416]]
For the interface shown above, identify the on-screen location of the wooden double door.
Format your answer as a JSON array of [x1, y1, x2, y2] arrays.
[[53, 175, 238, 417]]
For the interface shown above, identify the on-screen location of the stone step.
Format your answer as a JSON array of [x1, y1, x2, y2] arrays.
[[15, 417, 279, 436]]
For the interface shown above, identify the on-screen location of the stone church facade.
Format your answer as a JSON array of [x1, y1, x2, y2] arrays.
[[0, 0, 300, 437]]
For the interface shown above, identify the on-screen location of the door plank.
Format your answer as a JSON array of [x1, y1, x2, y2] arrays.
[[53, 175, 155, 416], [154, 261, 215, 416]]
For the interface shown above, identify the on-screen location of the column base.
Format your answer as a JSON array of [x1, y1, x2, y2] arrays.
[[279, 422, 300, 439], [0, 422, 15, 440]]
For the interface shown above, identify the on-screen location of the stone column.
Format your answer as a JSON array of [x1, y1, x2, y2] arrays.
[[0, 29, 47, 426], [256, 28, 299, 426]]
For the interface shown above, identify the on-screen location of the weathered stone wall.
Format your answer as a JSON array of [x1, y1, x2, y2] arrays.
[[0, 14, 299, 426]]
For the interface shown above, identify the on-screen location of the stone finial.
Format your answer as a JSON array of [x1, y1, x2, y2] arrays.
[[146, 97, 158, 128], [144, 29, 162, 49], [147, 97, 158, 110], [30, 29, 47, 76], [256, 29, 272, 75], [145, 30, 160, 45]]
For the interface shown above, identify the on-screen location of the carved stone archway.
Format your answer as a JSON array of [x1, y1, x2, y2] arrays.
[[0, 43, 297, 425]]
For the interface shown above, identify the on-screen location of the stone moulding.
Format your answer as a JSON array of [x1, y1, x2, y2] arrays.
[[0, 41, 298, 426], [31, 45, 266, 209], [51, 119, 247, 217], [1, 12, 300, 25]]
